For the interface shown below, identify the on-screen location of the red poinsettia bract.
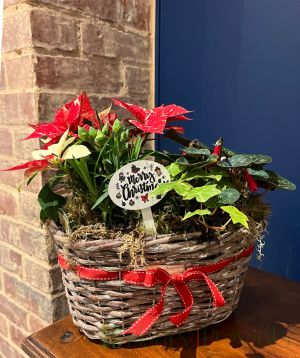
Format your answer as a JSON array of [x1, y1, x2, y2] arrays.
[[112, 99, 191, 134], [2, 157, 53, 178], [24, 93, 98, 148]]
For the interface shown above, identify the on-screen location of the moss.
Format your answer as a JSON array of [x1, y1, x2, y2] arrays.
[[60, 189, 270, 266], [240, 195, 271, 223]]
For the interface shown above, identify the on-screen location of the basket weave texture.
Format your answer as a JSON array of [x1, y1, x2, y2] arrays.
[[54, 223, 262, 344]]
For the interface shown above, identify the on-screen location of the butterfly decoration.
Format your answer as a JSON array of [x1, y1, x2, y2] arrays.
[[131, 165, 140, 173], [141, 193, 149, 203], [122, 201, 126, 207], [129, 199, 135, 206], [116, 183, 120, 190]]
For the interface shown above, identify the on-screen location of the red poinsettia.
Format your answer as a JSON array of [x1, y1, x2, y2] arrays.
[[112, 99, 191, 134], [2, 128, 92, 181], [24, 92, 98, 148], [2, 157, 53, 180]]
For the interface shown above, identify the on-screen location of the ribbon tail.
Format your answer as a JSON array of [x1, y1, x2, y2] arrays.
[[169, 281, 194, 327], [202, 274, 225, 307], [123, 283, 167, 336]]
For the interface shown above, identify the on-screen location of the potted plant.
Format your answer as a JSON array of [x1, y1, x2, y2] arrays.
[[3, 93, 296, 344]]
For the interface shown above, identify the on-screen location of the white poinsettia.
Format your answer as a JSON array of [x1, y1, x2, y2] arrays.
[[31, 129, 91, 161]]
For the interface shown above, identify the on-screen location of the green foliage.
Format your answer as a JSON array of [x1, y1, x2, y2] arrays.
[[262, 170, 296, 190], [184, 185, 221, 202], [182, 209, 211, 221], [150, 182, 176, 196], [168, 162, 185, 177], [78, 126, 89, 141], [247, 168, 269, 180], [182, 167, 222, 181], [218, 188, 240, 204], [38, 183, 66, 221], [173, 182, 193, 196], [150, 135, 295, 232], [181, 147, 211, 157], [22, 96, 295, 235], [151, 181, 192, 197], [34, 112, 151, 223], [218, 154, 272, 168], [221, 205, 249, 229]]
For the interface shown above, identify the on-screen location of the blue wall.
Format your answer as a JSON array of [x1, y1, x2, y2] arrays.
[[156, 0, 299, 280]]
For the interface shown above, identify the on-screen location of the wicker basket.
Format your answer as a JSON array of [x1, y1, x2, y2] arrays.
[[54, 222, 262, 344]]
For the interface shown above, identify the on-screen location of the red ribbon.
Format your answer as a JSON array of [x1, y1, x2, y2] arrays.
[[58, 245, 254, 336]]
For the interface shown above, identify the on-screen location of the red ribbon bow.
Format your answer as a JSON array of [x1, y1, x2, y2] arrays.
[[58, 245, 254, 336]]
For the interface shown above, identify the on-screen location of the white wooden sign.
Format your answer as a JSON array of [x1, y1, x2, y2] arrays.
[[108, 160, 170, 232]]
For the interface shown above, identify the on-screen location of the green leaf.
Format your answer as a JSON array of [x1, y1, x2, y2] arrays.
[[69, 157, 98, 199], [131, 135, 143, 160], [247, 168, 269, 180], [218, 154, 272, 168], [176, 155, 218, 168], [221, 205, 249, 229], [264, 170, 296, 190], [92, 190, 109, 209], [182, 209, 211, 221], [173, 182, 193, 196], [218, 154, 253, 168], [182, 167, 222, 181], [89, 126, 97, 138], [150, 182, 176, 197], [38, 183, 66, 221], [181, 147, 211, 157], [77, 126, 89, 141], [184, 184, 221, 202], [26, 172, 39, 186], [222, 147, 236, 157], [205, 187, 240, 208], [209, 166, 229, 177], [218, 188, 240, 204], [142, 149, 180, 162], [151, 181, 192, 197], [168, 162, 185, 177], [249, 154, 272, 165], [176, 157, 190, 165]]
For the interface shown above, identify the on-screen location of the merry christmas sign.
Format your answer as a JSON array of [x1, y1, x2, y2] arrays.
[[108, 160, 170, 210], [108, 160, 170, 231]]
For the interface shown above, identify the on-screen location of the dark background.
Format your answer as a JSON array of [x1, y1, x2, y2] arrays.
[[156, 0, 299, 280]]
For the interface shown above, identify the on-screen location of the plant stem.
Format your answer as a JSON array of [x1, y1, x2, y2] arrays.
[[198, 220, 226, 232], [211, 208, 218, 216], [222, 218, 232, 228]]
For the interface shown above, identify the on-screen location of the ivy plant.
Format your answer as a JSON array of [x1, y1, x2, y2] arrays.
[[150, 134, 296, 233]]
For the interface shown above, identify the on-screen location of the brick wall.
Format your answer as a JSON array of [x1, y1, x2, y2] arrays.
[[0, 1, 154, 356]]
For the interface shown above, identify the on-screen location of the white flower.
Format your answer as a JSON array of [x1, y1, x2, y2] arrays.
[[31, 129, 91, 161]]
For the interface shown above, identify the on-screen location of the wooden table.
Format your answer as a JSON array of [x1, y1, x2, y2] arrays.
[[22, 268, 300, 357]]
